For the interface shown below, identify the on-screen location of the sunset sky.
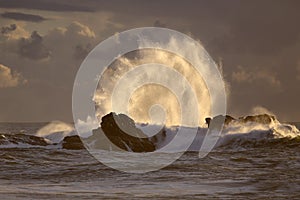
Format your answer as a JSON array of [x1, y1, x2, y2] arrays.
[[0, 0, 300, 122]]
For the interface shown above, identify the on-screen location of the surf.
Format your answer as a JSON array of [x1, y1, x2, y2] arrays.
[[0, 113, 299, 151]]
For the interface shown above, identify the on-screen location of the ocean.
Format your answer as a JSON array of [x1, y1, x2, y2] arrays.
[[0, 120, 299, 199]]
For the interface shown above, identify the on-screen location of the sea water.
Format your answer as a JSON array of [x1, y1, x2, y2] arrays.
[[0, 122, 299, 199]]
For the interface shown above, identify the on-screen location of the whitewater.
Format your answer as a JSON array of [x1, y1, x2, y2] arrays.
[[0, 115, 299, 199], [0, 114, 299, 151]]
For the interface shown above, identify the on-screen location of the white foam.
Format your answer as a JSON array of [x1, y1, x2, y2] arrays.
[[1, 116, 299, 151], [36, 121, 75, 143]]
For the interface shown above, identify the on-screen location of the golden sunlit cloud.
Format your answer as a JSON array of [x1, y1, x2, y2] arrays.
[[0, 64, 27, 88]]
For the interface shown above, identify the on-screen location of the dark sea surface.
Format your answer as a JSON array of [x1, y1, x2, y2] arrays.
[[0, 122, 300, 199]]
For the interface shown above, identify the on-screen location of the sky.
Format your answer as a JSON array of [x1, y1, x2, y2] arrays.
[[0, 0, 299, 122]]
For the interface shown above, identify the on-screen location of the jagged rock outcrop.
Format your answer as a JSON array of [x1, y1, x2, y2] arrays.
[[61, 112, 167, 151], [205, 115, 235, 128], [0, 113, 281, 151], [96, 112, 166, 152], [239, 114, 275, 124], [206, 114, 275, 128], [0, 133, 85, 150], [62, 135, 85, 150], [0, 133, 49, 146]]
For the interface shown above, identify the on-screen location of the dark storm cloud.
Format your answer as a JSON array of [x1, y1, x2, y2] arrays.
[[207, 6, 300, 56], [0, 0, 93, 12], [79, 0, 300, 56], [1, 12, 47, 22], [19, 31, 51, 60], [73, 43, 92, 60], [0, 0, 300, 121]]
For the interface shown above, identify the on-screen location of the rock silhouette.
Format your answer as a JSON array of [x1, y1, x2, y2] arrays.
[[0, 113, 279, 150], [0, 133, 48, 146], [93, 112, 167, 152], [206, 114, 275, 128], [205, 115, 235, 127], [62, 135, 85, 150], [239, 114, 275, 124]]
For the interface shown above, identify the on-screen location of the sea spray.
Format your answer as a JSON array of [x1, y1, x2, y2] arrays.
[[36, 121, 75, 143]]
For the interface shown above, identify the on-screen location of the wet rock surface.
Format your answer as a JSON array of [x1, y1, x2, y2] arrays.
[[205, 114, 275, 128], [0, 133, 49, 146], [62, 135, 85, 150], [97, 112, 165, 152]]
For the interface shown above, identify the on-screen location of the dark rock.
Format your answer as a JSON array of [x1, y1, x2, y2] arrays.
[[206, 114, 275, 128], [62, 135, 85, 150], [0, 133, 48, 146], [239, 114, 275, 124], [224, 115, 235, 124], [82, 112, 169, 152], [100, 112, 156, 152], [205, 118, 211, 126], [206, 115, 235, 127]]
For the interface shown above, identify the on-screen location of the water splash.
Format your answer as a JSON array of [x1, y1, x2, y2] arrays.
[[36, 121, 75, 143], [93, 41, 217, 126]]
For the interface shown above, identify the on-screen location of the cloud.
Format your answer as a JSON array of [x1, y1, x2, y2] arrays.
[[0, 24, 29, 40], [67, 21, 95, 38], [0, 0, 93, 12], [0, 20, 99, 121], [19, 31, 51, 60], [44, 21, 96, 42], [73, 43, 92, 60], [231, 66, 251, 82], [0, 1, 299, 122], [232, 66, 281, 88], [43, 21, 96, 62], [1, 24, 16, 34], [1, 12, 48, 23], [0, 64, 26, 88], [1, 21, 95, 62]]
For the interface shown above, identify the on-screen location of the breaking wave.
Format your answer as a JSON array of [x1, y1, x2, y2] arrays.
[[0, 114, 299, 151], [36, 121, 75, 143], [217, 118, 300, 148]]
